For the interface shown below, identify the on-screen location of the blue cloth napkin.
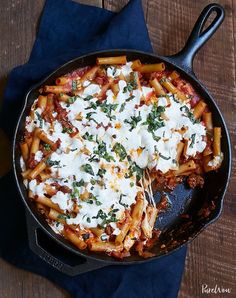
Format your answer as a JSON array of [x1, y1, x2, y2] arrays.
[[0, 0, 187, 297]]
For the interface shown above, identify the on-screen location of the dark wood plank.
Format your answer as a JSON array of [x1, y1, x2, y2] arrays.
[[0, 0, 235, 298], [0, 259, 70, 298]]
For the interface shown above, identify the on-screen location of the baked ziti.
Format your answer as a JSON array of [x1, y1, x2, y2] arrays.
[[20, 55, 223, 259]]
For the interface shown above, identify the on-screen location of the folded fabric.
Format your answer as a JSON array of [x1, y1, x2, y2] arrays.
[[0, 0, 187, 297]]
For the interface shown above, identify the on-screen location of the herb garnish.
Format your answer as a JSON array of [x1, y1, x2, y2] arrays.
[[57, 214, 71, 220], [119, 194, 129, 208], [113, 143, 127, 161], [125, 159, 143, 181], [86, 112, 98, 124], [35, 111, 43, 128], [67, 96, 77, 104], [152, 134, 161, 142], [82, 233, 90, 240], [189, 133, 196, 148], [126, 95, 135, 102], [124, 112, 142, 131], [159, 77, 169, 84], [94, 141, 115, 162], [85, 102, 97, 110], [98, 100, 118, 120], [87, 193, 102, 206], [159, 153, 171, 160], [83, 95, 93, 101], [81, 164, 94, 175], [72, 80, 77, 90], [88, 155, 100, 162], [123, 74, 138, 93], [46, 158, 60, 167], [82, 132, 94, 142], [97, 168, 106, 178], [74, 179, 85, 187], [93, 209, 118, 228], [112, 67, 117, 76], [142, 104, 165, 133], [43, 143, 51, 151], [62, 127, 73, 134], [71, 182, 80, 199], [119, 103, 126, 112], [180, 106, 200, 124]]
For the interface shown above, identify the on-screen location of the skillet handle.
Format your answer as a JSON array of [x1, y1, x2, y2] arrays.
[[166, 3, 225, 75], [26, 211, 106, 276]]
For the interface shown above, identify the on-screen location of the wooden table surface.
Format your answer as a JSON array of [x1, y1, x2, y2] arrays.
[[0, 0, 235, 297]]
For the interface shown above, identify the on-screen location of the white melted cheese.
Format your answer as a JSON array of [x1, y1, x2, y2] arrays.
[[208, 153, 223, 167], [120, 62, 133, 77], [106, 66, 121, 78], [22, 62, 207, 232], [51, 191, 73, 211], [83, 84, 101, 96], [29, 180, 45, 197], [35, 150, 43, 162], [20, 156, 26, 171]]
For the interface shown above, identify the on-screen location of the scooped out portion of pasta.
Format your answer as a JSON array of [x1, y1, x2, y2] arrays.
[[20, 56, 223, 259]]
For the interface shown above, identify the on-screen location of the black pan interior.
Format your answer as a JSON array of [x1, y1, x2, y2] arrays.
[[14, 50, 231, 264]]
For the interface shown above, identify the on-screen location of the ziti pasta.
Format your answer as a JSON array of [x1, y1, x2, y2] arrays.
[[20, 56, 223, 259]]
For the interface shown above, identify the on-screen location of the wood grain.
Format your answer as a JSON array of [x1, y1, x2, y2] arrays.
[[0, 0, 235, 297]]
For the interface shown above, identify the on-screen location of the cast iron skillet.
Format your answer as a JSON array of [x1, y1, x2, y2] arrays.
[[13, 3, 231, 276]]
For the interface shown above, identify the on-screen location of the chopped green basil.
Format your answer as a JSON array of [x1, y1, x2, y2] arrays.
[[97, 168, 106, 178], [93, 209, 118, 228], [62, 127, 73, 134], [46, 158, 60, 167], [85, 102, 97, 110], [82, 132, 94, 142], [74, 179, 85, 187], [113, 142, 127, 161], [98, 100, 119, 120], [189, 133, 196, 148], [119, 103, 126, 112], [124, 112, 142, 131], [72, 80, 77, 90], [180, 106, 200, 124], [68, 97, 77, 104], [43, 143, 51, 151], [83, 95, 93, 101], [125, 159, 143, 181], [142, 104, 165, 133], [94, 141, 115, 162], [159, 153, 171, 160], [35, 111, 43, 128], [126, 95, 135, 102], [90, 178, 96, 185], [71, 183, 80, 199], [119, 194, 129, 208], [81, 164, 94, 175]]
